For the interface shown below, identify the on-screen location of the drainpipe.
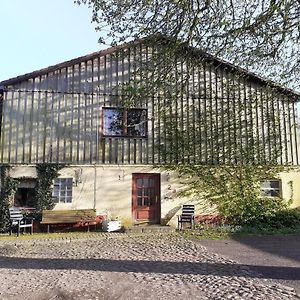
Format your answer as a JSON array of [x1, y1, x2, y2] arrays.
[[94, 86, 100, 210], [93, 164, 97, 210], [0, 87, 4, 144]]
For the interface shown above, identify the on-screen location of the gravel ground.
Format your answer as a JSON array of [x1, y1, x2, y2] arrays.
[[198, 235, 300, 296], [0, 232, 298, 300]]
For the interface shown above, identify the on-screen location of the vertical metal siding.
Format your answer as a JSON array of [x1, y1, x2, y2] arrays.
[[0, 44, 299, 165]]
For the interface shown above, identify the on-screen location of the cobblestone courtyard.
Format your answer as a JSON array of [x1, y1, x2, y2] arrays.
[[0, 233, 298, 299]]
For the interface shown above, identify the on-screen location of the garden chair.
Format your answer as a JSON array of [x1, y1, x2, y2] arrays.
[[9, 207, 34, 236], [177, 204, 195, 230]]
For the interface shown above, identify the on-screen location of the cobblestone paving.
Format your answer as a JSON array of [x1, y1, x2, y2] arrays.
[[0, 232, 298, 300]]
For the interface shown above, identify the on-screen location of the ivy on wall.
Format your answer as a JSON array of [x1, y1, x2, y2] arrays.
[[0, 165, 19, 232], [33, 163, 65, 213], [0, 163, 65, 230]]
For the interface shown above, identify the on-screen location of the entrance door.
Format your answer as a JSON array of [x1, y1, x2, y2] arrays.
[[132, 173, 161, 223]]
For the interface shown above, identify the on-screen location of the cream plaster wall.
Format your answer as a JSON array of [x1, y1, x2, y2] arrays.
[[8, 165, 300, 227], [10, 166, 37, 178], [279, 170, 300, 207], [54, 166, 213, 227], [56, 166, 160, 227]]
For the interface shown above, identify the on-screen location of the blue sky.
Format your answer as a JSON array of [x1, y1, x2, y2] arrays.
[[0, 0, 104, 82]]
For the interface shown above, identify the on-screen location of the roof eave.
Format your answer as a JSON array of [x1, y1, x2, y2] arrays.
[[1, 35, 299, 99]]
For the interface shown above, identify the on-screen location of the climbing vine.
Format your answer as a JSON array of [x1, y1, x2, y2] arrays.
[[288, 180, 294, 205], [0, 165, 19, 232], [170, 163, 290, 225], [33, 163, 65, 213]]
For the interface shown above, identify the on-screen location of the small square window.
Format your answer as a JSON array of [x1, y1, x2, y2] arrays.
[[103, 107, 147, 137], [127, 109, 147, 137], [260, 180, 281, 198], [52, 178, 73, 203], [103, 108, 124, 136]]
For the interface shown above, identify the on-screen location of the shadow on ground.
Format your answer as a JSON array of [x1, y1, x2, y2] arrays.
[[0, 255, 299, 281], [232, 234, 300, 262], [198, 234, 300, 294]]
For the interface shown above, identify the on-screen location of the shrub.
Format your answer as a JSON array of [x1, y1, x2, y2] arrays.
[[195, 214, 225, 227], [172, 164, 288, 226], [0, 175, 19, 232], [245, 208, 300, 230]]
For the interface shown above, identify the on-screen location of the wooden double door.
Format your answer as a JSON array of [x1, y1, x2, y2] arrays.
[[132, 173, 161, 224]]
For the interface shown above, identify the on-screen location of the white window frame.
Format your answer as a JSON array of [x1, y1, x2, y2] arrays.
[[52, 178, 73, 203], [260, 180, 282, 198]]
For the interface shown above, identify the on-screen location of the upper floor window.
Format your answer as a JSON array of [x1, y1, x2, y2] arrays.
[[103, 107, 147, 137], [260, 180, 281, 197], [52, 178, 73, 203]]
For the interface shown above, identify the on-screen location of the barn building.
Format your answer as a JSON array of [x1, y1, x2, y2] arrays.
[[1, 37, 300, 227]]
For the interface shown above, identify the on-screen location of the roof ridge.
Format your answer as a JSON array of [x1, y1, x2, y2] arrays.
[[1, 36, 299, 98]]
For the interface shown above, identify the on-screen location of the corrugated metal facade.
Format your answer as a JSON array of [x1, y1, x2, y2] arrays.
[[0, 41, 299, 165]]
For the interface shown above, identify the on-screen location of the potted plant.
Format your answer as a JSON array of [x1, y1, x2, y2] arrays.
[[102, 212, 122, 232]]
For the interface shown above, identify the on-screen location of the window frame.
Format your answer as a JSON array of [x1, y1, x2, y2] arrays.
[[102, 107, 148, 138], [260, 179, 282, 198], [52, 177, 73, 204]]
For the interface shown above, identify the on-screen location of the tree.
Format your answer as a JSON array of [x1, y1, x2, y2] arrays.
[[169, 164, 286, 225], [116, 40, 291, 225], [75, 0, 300, 90], [158, 58, 289, 225], [75, 0, 296, 224]]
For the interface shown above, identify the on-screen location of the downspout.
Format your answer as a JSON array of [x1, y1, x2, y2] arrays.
[[94, 163, 97, 210], [94, 86, 100, 210], [0, 87, 4, 144]]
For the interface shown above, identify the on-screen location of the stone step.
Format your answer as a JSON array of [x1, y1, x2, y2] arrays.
[[125, 225, 176, 234]]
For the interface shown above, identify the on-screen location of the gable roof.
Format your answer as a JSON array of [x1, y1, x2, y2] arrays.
[[1, 36, 300, 99], [0, 41, 134, 87]]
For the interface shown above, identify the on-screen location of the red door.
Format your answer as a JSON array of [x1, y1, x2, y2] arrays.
[[132, 173, 161, 224]]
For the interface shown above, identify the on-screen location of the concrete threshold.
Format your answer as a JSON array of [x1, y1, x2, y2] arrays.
[[125, 225, 176, 234]]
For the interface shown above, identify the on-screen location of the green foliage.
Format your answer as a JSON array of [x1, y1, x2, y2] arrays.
[[118, 83, 147, 108], [0, 165, 19, 232], [76, 0, 299, 228], [33, 164, 65, 213], [120, 43, 286, 225], [110, 39, 287, 227], [173, 164, 288, 225], [182, 225, 240, 240], [76, 0, 300, 88], [0, 231, 102, 241], [245, 207, 300, 230], [182, 209, 300, 240]]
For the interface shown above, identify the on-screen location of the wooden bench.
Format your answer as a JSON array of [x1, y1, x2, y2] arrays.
[[9, 207, 34, 236], [177, 204, 195, 230], [40, 209, 97, 233]]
